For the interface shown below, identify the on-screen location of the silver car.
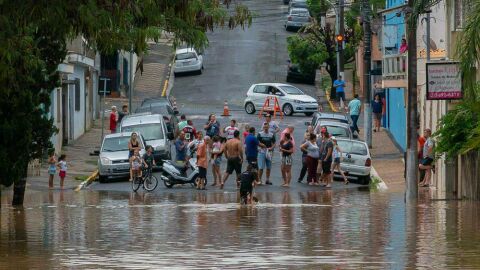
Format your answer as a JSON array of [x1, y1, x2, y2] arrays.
[[119, 113, 173, 161], [335, 138, 372, 185], [98, 132, 146, 182], [285, 8, 311, 31], [174, 48, 204, 75], [313, 120, 353, 139]]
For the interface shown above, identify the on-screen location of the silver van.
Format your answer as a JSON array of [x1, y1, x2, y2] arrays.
[[120, 113, 173, 161]]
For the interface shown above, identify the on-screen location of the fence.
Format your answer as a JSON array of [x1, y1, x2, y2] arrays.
[[458, 150, 480, 200]]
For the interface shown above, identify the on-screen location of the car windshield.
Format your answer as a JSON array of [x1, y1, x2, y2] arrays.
[[292, 2, 308, 8], [280, 85, 304, 95], [325, 126, 349, 138], [337, 141, 368, 155], [122, 124, 164, 141], [176, 52, 196, 60], [102, 136, 131, 152]]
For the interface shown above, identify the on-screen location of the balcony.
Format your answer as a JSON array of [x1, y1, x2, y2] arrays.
[[382, 53, 407, 88]]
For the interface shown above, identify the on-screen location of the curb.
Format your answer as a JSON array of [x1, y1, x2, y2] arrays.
[[324, 88, 339, 113], [165, 57, 175, 97], [371, 166, 388, 190], [74, 170, 99, 191]]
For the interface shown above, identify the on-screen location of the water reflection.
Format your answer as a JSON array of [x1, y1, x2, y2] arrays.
[[1, 189, 480, 269]]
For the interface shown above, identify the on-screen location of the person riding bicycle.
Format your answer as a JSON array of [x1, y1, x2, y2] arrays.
[[142, 145, 156, 172], [130, 148, 143, 181], [239, 164, 257, 204]]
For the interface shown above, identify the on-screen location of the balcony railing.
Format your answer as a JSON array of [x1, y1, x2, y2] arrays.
[[382, 53, 407, 88]]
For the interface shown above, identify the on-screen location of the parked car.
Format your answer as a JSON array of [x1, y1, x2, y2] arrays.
[[135, 103, 179, 135], [244, 83, 318, 116], [335, 138, 371, 185], [283, 0, 290, 4], [119, 113, 173, 162], [286, 62, 315, 84], [309, 112, 350, 127], [98, 132, 146, 182], [289, 0, 308, 11], [312, 120, 353, 139], [285, 8, 311, 31], [141, 96, 178, 115], [174, 48, 203, 75]]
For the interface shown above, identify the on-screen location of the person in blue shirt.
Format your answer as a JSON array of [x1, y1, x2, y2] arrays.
[[175, 131, 187, 165], [245, 127, 259, 167], [333, 75, 346, 102], [347, 94, 362, 134], [371, 93, 383, 132]]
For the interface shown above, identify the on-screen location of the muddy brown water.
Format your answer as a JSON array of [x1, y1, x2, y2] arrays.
[[1, 189, 480, 269]]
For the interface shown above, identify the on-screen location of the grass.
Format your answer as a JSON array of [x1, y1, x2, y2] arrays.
[[74, 175, 90, 181], [369, 176, 382, 190]]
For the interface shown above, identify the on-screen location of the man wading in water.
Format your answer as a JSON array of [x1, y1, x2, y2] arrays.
[[220, 130, 244, 189]]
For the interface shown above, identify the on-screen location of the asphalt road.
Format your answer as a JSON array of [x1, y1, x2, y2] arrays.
[[90, 0, 363, 193]]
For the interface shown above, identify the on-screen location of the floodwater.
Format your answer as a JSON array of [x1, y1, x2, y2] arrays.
[[1, 189, 480, 269]]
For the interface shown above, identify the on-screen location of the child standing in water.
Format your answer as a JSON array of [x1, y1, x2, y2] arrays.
[[57, 154, 67, 189], [47, 149, 57, 189]]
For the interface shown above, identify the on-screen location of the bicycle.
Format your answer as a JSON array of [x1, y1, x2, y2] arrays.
[[132, 166, 158, 192]]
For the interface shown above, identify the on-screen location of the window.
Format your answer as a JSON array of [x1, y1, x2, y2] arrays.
[[337, 141, 368, 155], [101, 136, 131, 152], [175, 52, 197, 60], [280, 85, 304, 95], [455, 0, 472, 30], [122, 124, 164, 141], [253, 85, 268, 94], [74, 79, 80, 111]]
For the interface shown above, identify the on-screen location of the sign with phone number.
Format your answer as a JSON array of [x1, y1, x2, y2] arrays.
[[426, 62, 462, 100]]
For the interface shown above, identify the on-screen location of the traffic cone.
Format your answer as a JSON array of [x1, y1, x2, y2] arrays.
[[221, 100, 231, 116]]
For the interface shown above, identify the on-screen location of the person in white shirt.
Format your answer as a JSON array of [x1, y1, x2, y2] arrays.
[[224, 119, 239, 140]]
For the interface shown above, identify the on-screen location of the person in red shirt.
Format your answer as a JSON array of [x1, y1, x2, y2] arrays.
[[109, 106, 118, 133], [182, 119, 197, 142], [196, 132, 210, 190]]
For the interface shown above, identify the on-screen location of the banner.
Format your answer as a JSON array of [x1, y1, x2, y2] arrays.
[[426, 62, 462, 100]]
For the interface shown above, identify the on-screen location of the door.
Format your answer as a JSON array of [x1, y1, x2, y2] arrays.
[[251, 85, 269, 108], [268, 86, 285, 109], [61, 85, 68, 145]]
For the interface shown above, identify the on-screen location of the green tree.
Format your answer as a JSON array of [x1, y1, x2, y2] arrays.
[[0, 0, 252, 206], [432, 0, 480, 157]]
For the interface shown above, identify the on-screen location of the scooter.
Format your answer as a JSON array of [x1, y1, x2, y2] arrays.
[[159, 157, 199, 188]]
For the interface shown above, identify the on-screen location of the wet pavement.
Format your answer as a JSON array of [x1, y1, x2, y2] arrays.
[[2, 0, 480, 269], [2, 189, 480, 269]]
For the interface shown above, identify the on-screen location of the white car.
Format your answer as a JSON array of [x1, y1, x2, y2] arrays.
[[243, 83, 318, 116], [285, 8, 311, 31], [174, 48, 203, 75], [335, 138, 372, 185]]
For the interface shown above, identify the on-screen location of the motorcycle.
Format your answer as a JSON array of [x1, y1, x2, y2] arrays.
[[159, 140, 201, 188]]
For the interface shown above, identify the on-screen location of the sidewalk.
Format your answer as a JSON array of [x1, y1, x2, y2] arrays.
[[20, 40, 174, 192], [315, 70, 405, 190]]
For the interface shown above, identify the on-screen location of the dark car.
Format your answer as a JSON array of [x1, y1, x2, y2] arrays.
[[283, 0, 290, 5], [135, 103, 179, 135], [141, 97, 178, 113], [286, 63, 315, 85]]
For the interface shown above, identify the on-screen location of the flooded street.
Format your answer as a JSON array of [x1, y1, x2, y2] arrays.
[[2, 189, 480, 269]]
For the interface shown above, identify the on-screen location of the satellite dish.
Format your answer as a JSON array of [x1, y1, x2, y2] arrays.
[[422, 35, 438, 51]]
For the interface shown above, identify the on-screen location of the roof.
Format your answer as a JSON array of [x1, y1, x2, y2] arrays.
[[318, 113, 349, 120], [121, 114, 164, 127], [104, 131, 138, 139], [316, 120, 350, 127], [290, 8, 309, 13], [175, 48, 196, 55], [253, 83, 295, 87]]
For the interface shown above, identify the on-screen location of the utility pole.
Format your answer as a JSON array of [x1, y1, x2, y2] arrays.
[[335, 2, 341, 78], [338, 0, 345, 77], [362, 0, 372, 148], [129, 52, 133, 112], [405, 0, 418, 200]]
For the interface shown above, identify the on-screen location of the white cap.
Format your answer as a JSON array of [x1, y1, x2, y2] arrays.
[[331, 136, 337, 140]]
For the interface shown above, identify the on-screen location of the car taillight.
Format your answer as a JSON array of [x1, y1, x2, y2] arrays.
[[365, 158, 371, 167], [288, 16, 292, 21]]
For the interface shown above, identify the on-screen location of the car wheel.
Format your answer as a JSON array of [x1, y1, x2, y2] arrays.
[[98, 175, 108, 183], [283, 103, 294, 116], [197, 69, 202, 75], [304, 112, 314, 116], [285, 26, 290, 31], [359, 175, 371, 185], [245, 102, 256, 114]]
